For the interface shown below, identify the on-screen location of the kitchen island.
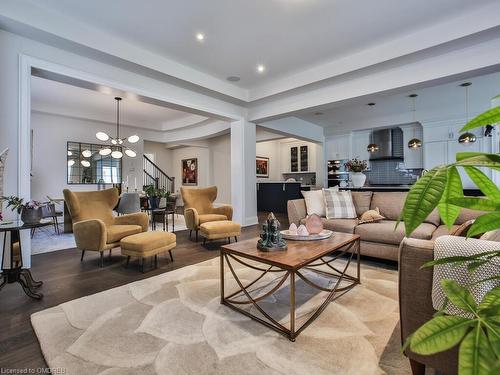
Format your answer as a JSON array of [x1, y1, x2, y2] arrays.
[[257, 181, 312, 213]]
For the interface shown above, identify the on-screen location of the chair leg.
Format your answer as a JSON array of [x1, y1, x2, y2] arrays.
[[189, 230, 192, 240], [409, 359, 425, 375], [235, 236, 238, 242], [125, 256, 130, 268], [55, 216, 60, 235], [30, 227, 35, 239], [154, 254, 158, 268], [141, 257, 145, 273], [169, 249, 174, 262], [80, 250, 85, 262], [203, 237, 206, 246], [227, 237, 231, 243], [196, 231, 198, 242], [109, 249, 112, 258], [100, 252, 104, 268]]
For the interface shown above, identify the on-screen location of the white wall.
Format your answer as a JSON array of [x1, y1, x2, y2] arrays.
[[146, 134, 232, 206], [256, 140, 283, 181], [30, 111, 145, 200], [143, 140, 172, 175]]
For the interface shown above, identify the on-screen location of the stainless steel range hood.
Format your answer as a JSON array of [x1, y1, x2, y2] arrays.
[[369, 128, 404, 160]]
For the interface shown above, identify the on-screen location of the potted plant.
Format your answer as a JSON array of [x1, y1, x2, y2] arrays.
[[345, 158, 368, 187], [399, 103, 500, 374], [144, 185, 160, 209], [1, 195, 44, 224]]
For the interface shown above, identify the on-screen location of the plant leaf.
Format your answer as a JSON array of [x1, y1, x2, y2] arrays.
[[484, 321, 500, 357], [455, 154, 500, 170], [479, 286, 500, 313], [410, 315, 472, 355], [447, 197, 500, 212], [402, 166, 447, 236], [422, 251, 500, 268], [459, 324, 496, 375], [438, 166, 463, 228], [488, 360, 500, 375], [464, 166, 500, 200], [467, 260, 489, 272], [467, 212, 500, 238], [461, 106, 500, 132], [441, 280, 477, 314]]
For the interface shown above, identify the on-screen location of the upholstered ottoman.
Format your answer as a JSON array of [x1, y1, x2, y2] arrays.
[[120, 231, 176, 272], [199, 220, 241, 245]]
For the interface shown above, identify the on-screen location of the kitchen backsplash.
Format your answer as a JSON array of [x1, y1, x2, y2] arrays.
[[282, 172, 316, 185], [365, 160, 422, 185]]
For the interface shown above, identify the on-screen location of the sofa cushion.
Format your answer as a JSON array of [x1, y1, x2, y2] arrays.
[[300, 217, 358, 234], [432, 225, 459, 240], [454, 208, 485, 225], [355, 220, 436, 245], [370, 191, 440, 225], [358, 207, 385, 224], [323, 190, 357, 219], [301, 189, 329, 217], [198, 214, 228, 224], [107, 224, 142, 243], [351, 191, 373, 217]]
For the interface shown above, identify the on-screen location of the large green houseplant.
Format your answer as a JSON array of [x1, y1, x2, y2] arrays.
[[400, 104, 500, 374]]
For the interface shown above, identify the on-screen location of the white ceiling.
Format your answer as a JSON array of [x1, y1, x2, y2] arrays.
[[30, 0, 496, 91], [298, 71, 500, 132], [31, 76, 208, 131]]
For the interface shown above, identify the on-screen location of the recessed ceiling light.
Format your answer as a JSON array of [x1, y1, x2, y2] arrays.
[[227, 76, 241, 82], [367, 102, 376, 106], [195, 33, 205, 41], [257, 64, 265, 73]]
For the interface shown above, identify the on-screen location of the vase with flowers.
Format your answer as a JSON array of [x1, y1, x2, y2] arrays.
[[1, 196, 44, 224], [345, 158, 368, 187]]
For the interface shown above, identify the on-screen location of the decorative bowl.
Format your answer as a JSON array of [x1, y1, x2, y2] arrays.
[[280, 229, 333, 241]]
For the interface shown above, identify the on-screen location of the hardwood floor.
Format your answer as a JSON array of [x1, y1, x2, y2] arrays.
[[0, 212, 396, 370], [0, 223, 264, 369]]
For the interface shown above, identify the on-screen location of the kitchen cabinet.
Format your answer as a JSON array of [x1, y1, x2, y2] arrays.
[[326, 134, 351, 160], [423, 122, 483, 143], [281, 142, 316, 172], [351, 130, 371, 168], [400, 124, 423, 169], [424, 138, 488, 188]]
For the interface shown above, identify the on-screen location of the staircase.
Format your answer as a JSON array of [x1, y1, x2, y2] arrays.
[[143, 155, 175, 193]]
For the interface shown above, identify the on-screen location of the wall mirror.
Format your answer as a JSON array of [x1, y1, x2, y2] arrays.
[[67, 141, 122, 184]]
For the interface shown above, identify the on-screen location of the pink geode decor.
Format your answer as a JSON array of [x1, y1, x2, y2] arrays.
[[305, 214, 323, 234], [288, 223, 298, 235]]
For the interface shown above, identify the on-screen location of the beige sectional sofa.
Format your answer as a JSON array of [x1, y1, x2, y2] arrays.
[[287, 191, 481, 261]]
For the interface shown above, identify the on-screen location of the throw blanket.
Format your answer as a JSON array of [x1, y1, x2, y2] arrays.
[[432, 235, 500, 318]]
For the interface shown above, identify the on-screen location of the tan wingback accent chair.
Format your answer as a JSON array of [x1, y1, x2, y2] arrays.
[[180, 186, 233, 241], [63, 188, 149, 267]]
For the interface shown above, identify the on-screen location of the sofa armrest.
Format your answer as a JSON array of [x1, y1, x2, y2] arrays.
[[184, 207, 199, 230], [212, 205, 233, 220], [398, 238, 458, 374], [114, 212, 149, 232], [73, 219, 107, 251], [287, 199, 307, 225]]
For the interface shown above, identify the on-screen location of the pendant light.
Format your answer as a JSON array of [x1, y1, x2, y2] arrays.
[[95, 97, 138, 158], [458, 82, 476, 145], [366, 103, 379, 152], [407, 94, 422, 149], [367, 130, 379, 153]]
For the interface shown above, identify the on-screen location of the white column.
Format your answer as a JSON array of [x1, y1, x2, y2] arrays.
[[231, 119, 258, 226]]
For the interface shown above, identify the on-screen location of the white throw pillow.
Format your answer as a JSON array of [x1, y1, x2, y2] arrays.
[[301, 189, 326, 217], [323, 189, 357, 219]]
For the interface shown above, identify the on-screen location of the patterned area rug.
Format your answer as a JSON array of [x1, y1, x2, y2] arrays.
[[31, 257, 410, 374]]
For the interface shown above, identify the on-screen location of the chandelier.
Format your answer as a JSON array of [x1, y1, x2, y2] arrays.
[[95, 97, 139, 158]]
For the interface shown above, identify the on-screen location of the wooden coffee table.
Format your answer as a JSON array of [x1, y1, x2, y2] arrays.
[[220, 232, 361, 341]]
